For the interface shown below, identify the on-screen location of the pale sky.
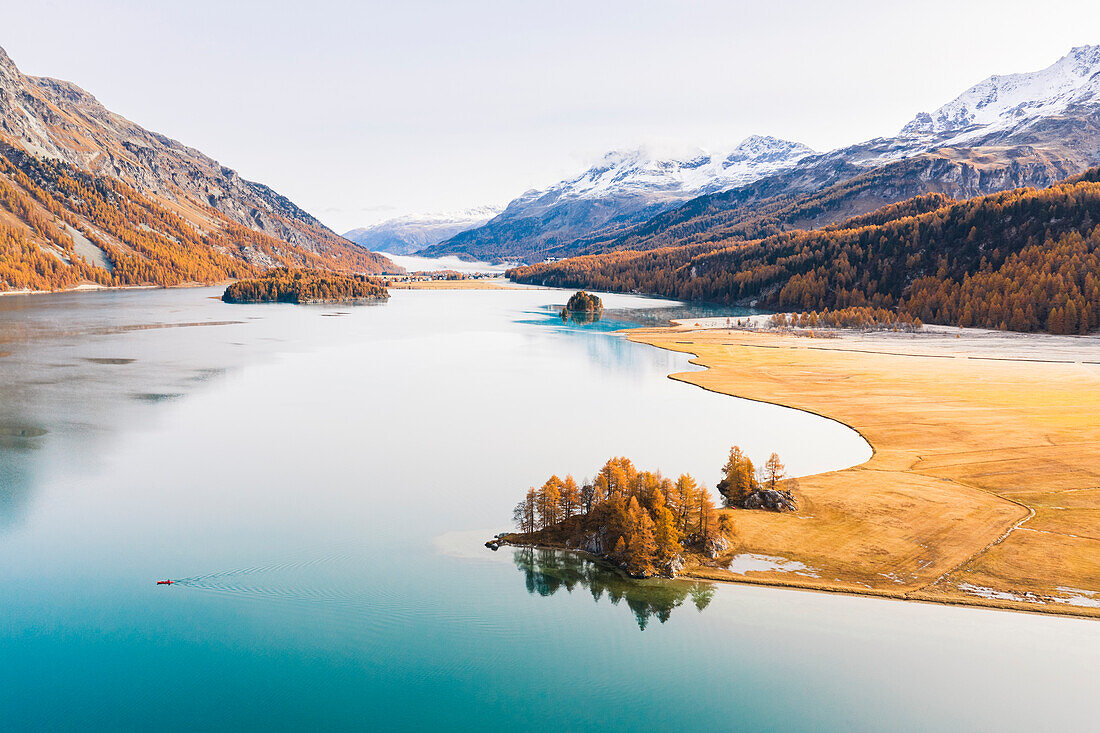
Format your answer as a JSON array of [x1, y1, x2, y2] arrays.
[[2, 1, 1099, 231]]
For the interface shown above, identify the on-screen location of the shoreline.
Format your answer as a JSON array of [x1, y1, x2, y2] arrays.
[[0, 280, 234, 298], [495, 537, 1093, 620], [610, 323, 1100, 619]]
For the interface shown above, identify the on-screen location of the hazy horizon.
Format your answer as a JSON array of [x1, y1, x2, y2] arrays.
[[2, 0, 1099, 232]]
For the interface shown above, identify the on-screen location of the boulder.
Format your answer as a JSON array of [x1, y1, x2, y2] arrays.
[[742, 489, 797, 512], [702, 535, 731, 559], [577, 531, 606, 555]]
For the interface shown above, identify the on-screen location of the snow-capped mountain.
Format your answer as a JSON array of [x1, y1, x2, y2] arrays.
[[581, 46, 1100, 255], [901, 45, 1100, 140], [421, 136, 815, 261], [539, 136, 816, 202], [344, 206, 502, 255], [427, 46, 1100, 263]]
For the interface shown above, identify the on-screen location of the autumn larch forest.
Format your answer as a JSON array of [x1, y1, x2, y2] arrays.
[[509, 169, 1100, 335], [222, 268, 389, 304], [0, 142, 393, 292]]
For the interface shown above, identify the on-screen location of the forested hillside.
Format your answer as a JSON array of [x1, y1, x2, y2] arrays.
[[0, 45, 396, 292], [509, 171, 1100, 334], [0, 146, 391, 290]]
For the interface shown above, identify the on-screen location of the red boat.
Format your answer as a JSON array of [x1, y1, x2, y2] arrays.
[[157, 580, 174, 585]]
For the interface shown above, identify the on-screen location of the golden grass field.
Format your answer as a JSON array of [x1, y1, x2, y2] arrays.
[[628, 326, 1100, 617]]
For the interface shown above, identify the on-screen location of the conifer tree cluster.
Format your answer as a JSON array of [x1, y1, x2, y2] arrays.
[[564, 290, 603, 313], [770, 307, 922, 331], [560, 290, 603, 322], [222, 268, 388, 303], [716, 447, 795, 511], [511, 457, 725, 577]]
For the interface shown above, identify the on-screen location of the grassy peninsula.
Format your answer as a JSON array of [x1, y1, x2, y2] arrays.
[[222, 268, 389, 304], [623, 322, 1100, 617]]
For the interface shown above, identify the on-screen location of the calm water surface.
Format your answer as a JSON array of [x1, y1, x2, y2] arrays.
[[0, 287, 1095, 732]]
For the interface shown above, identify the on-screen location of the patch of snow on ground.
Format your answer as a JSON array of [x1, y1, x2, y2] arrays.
[[957, 583, 1044, 604], [725, 553, 819, 578], [1052, 587, 1100, 608]]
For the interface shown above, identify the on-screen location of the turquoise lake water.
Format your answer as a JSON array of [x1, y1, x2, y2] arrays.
[[0, 287, 1096, 731]]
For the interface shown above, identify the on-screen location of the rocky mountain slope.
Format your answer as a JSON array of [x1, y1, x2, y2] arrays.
[[0, 45, 396, 291], [420, 136, 815, 262], [440, 46, 1100, 263], [343, 206, 501, 255]]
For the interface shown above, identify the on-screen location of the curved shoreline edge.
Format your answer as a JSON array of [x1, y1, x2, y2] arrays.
[[0, 281, 230, 298], [623, 325, 1100, 620]]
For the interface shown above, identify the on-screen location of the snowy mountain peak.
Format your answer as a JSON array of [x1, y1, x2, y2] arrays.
[[901, 45, 1100, 137], [543, 136, 815, 203], [343, 206, 503, 255], [724, 135, 816, 165], [370, 205, 503, 226]]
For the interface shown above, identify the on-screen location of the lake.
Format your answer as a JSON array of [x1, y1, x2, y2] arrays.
[[0, 286, 1096, 732]]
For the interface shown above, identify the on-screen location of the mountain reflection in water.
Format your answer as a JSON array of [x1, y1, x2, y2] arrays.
[[512, 546, 714, 630]]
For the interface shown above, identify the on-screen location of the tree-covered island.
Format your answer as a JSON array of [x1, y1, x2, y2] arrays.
[[491, 447, 795, 579], [222, 268, 389, 304], [560, 290, 603, 322]]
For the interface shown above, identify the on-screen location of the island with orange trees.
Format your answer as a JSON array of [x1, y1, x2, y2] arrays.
[[490, 448, 794, 578], [560, 290, 603, 323], [222, 268, 389, 304]]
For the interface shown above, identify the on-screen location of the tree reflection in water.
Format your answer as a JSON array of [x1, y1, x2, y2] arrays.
[[559, 309, 600, 325], [512, 546, 715, 630]]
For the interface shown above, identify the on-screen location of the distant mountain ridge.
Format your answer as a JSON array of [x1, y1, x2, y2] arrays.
[[0, 44, 396, 291], [420, 136, 816, 262], [343, 206, 502, 255], [520, 136, 816, 202], [432, 46, 1100, 263]]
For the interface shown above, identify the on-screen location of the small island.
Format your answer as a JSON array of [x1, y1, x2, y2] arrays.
[[560, 290, 603, 323], [489, 447, 794, 579], [222, 268, 389, 304]]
